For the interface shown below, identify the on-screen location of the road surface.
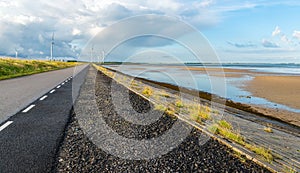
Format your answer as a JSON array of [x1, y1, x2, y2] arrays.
[[0, 64, 89, 172], [0, 65, 87, 124]]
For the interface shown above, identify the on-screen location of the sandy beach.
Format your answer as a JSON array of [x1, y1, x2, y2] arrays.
[[246, 76, 300, 110], [245, 75, 300, 127]]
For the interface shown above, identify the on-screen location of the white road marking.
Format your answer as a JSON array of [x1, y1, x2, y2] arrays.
[[56, 85, 61, 88], [22, 104, 35, 113], [0, 121, 13, 132], [39, 95, 48, 101], [50, 89, 55, 94]]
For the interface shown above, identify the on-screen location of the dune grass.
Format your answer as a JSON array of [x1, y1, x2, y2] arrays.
[[0, 58, 79, 80]]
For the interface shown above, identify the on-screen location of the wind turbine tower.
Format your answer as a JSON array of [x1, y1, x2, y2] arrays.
[[15, 48, 18, 59], [50, 33, 54, 60], [102, 50, 105, 63], [90, 45, 94, 62]]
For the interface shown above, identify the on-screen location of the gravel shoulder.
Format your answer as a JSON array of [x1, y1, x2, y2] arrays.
[[55, 68, 270, 172]]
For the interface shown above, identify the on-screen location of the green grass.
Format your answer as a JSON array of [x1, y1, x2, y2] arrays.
[[0, 58, 79, 80], [175, 100, 184, 108], [283, 166, 297, 173], [142, 86, 153, 97], [245, 144, 273, 162], [263, 124, 273, 133], [218, 120, 232, 130], [209, 120, 274, 162], [264, 126, 273, 133], [154, 104, 167, 112], [187, 104, 211, 122]]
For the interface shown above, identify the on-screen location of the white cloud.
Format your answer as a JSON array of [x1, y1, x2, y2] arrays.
[[262, 39, 279, 48], [272, 26, 281, 36], [72, 28, 81, 36], [293, 30, 300, 40], [281, 35, 290, 43], [0, 0, 298, 58], [197, 0, 214, 8]]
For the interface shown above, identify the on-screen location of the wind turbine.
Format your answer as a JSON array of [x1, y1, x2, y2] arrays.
[[101, 50, 105, 63], [15, 48, 18, 59], [50, 32, 54, 60], [90, 45, 94, 62]]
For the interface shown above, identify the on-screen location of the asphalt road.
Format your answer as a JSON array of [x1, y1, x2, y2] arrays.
[[0, 65, 87, 124], [0, 64, 89, 172]]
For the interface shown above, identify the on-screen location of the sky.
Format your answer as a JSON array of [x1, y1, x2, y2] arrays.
[[0, 0, 300, 63]]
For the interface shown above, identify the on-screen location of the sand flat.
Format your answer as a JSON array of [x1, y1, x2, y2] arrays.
[[246, 75, 300, 109]]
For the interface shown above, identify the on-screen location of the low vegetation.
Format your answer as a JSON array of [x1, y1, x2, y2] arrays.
[[263, 124, 273, 133], [209, 120, 273, 162], [158, 90, 170, 98], [175, 100, 184, 108], [142, 86, 153, 97], [0, 57, 79, 80]]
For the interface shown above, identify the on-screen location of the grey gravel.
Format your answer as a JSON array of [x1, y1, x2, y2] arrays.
[[55, 70, 271, 173]]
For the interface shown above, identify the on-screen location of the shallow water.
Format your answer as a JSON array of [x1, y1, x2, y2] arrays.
[[105, 64, 300, 113]]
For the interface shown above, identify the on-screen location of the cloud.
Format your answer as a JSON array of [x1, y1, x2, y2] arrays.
[[262, 39, 279, 48], [197, 0, 214, 8], [227, 41, 256, 48], [272, 26, 281, 36], [0, 0, 298, 58], [281, 35, 290, 43], [293, 30, 300, 40]]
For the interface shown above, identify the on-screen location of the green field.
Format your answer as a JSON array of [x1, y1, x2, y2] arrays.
[[0, 57, 80, 80]]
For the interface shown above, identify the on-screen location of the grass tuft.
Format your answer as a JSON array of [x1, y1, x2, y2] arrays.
[[218, 119, 232, 130], [142, 86, 153, 97], [264, 126, 273, 133], [263, 124, 273, 133], [245, 144, 273, 162], [154, 104, 167, 112], [208, 120, 274, 162], [175, 100, 184, 108]]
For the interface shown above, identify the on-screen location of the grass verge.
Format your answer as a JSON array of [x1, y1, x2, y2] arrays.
[[0, 58, 79, 80]]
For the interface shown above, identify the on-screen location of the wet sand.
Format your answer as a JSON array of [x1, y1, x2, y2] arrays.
[[176, 66, 300, 127], [245, 76, 300, 127], [245, 76, 300, 110]]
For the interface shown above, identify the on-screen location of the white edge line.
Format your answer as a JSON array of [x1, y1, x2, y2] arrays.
[[0, 121, 13, 132], [50, 89, 55, 93], [22, 104, 35, 113], [39, 95, 48, 101]]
